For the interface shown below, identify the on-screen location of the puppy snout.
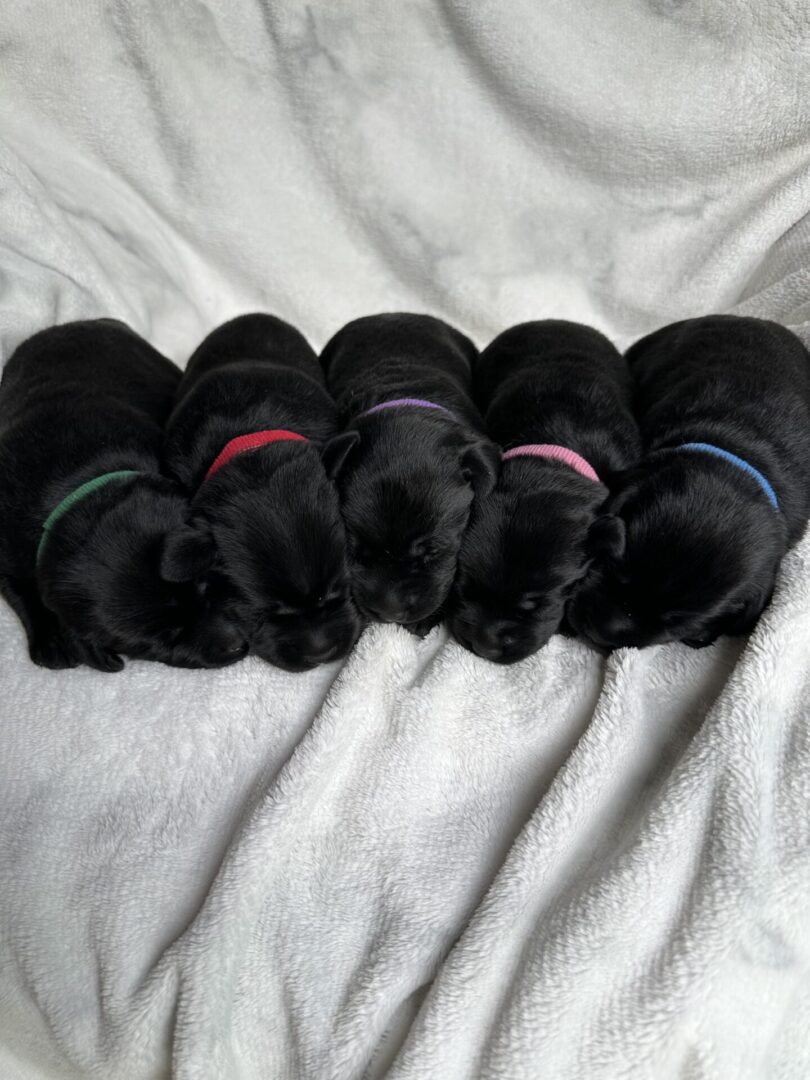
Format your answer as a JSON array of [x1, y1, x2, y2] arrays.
[[202, 623, 248, 666], [297, 626, 352, 667], [567, 600, 629, 651], [453, 619, 516, 663], [363, 589, 426, 625], [300, 640, 342, 665]]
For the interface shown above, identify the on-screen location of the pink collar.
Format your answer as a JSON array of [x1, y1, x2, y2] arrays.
[[205, 429, 308, 480], [502, 443, 601, 483]]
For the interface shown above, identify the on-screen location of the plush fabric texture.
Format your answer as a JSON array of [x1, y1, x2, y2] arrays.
[[1, 2, 810, 1078]]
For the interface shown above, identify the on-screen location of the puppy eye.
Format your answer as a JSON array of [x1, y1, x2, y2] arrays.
[[516, 596, 540, 613], [320, 589, 347, 607], [265, 604, 297, 619]]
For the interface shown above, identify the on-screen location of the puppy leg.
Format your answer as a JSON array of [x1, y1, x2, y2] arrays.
[[74, 640, 124, 673], [0, 575, 123, 671], [0, 574, 81, 668]]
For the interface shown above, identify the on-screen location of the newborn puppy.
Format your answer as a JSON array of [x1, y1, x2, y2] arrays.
[[163, 314, 360, 672], [0, 319, 245, 671], [320, 313, 499, 629], [568, 315, 810, 649], [448, 321, 640, 662]]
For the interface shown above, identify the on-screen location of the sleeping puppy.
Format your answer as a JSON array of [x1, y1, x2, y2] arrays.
[[320, 313, 499, 630], [448, 321, 640, 663], [0, 319, 246, 671], [567, 315, 810, 649], [162, 313, 361, 672]]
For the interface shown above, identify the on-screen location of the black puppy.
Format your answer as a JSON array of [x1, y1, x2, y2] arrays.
[[448, 321, 640, 662], [162, 313, 361, 672], [320, 313, 499, 629], [567, 315, 810, 649], [0, 319, 245, 671]]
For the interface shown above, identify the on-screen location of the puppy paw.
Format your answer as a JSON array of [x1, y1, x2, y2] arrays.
[[28, 627, 81, 670], [28, 626, 123, 672], [77, 642, 125, 673]]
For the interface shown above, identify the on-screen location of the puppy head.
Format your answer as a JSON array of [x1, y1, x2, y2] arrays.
[[448, 476, 608, 663], [162, 444, 361, 672], [38, 477, 247, 670], [324, 417, 499, 626], [567, 458, 784, 649]]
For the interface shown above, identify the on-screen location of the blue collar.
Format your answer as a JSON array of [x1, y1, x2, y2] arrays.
[[673, 442, 779, 511]]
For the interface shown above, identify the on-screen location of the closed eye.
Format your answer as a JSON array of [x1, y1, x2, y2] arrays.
[[320, 588, 348, 607], [516, 597, 540, 613], [264, 604, 299, 619]]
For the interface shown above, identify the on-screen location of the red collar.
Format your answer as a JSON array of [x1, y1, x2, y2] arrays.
[[205, 429, 308, 480]]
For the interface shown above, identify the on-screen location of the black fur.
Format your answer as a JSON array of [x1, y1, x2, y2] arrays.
[[448, 320, 640, 662], [320, 313, 499, 630], [163, 314, 360, 672], [567, 315, 810, 649], [0, 319, 245, 671]]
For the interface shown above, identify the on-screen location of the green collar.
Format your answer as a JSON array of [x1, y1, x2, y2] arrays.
[[36, 470, 139, 565]]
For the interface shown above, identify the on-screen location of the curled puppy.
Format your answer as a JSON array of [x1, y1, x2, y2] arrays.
[[448, 321, 640, 662], [163, 314, 361, 672], [567, 315, 810, 649], [0, 319, 245, 671], [320, 313, 499, 629]]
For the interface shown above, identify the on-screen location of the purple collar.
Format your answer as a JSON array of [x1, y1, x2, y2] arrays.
[[359, 397, 453, 419]]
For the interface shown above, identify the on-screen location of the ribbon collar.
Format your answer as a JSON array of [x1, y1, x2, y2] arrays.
[[205, 429, 309, 481], [671, 442, 779, 510], [502, 443, 600, 483], [37, 470, 139, 565], [359, 398, 452, 419]]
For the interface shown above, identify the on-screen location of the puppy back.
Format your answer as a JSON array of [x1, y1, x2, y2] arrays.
[[180, 314, 323, 392], [321, 313, 477, 392], [0, 319, 181, 429], [474, 320, 626, 407], [627, 314, 810, 542]]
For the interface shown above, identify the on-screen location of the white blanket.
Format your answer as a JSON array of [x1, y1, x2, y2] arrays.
[[1, 3, 809, 1077]]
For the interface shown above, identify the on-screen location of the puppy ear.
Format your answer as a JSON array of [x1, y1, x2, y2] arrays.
[[586, 514, 626, 562], [322, 431, 360, 480], [160, 523, 217, 583], [461, 440, 500, 499]]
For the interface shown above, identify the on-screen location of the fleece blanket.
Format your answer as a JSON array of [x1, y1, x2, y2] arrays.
[[1, 3, 810, 1077]]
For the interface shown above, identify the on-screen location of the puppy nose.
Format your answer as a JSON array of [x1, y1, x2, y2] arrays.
[[364, 591, 418, 624], [214, 626, 248, 663], [301, 646, 341, 666], [466, 624, 516, 662], [472, 640, 504, 662], [299, 634, 342, 666]]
